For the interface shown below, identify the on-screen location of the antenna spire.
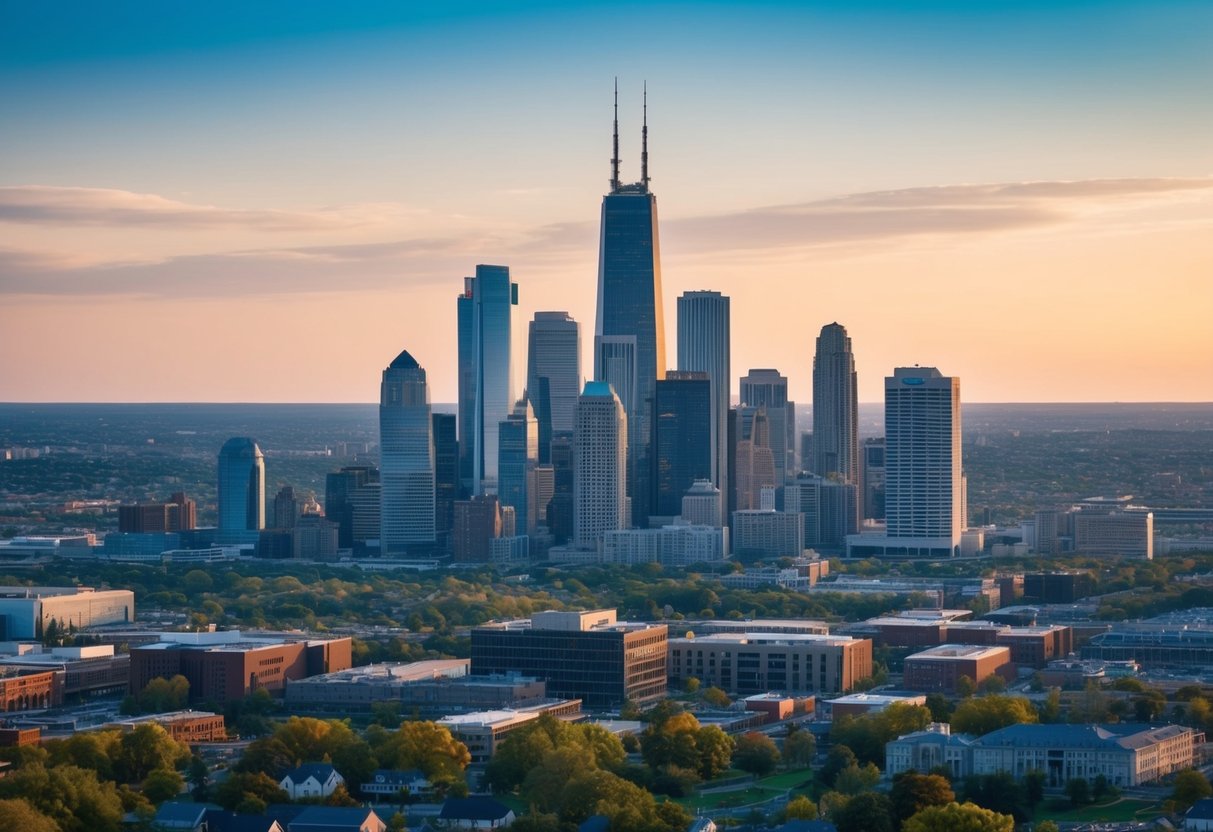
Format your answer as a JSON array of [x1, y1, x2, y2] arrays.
[[641, 81, 650, 191], [610, 78, 621, 193]]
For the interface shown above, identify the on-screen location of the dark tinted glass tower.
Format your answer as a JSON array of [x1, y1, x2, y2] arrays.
[[498, 398, 538, 535], [432, 413, 459, 545], [218, 437, 265, 534], [652, 372, 712, 518], [325, 466, 376, 549], [594, 83, 664, 528]]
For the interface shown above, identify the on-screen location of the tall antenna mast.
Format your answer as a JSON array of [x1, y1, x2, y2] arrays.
[[641, 81, 649, 191], [610, 78, 621, 193]]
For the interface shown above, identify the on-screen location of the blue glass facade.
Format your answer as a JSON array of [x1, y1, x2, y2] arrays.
[[458, 265, 518, 495], [498, 399, 538, 535], [652, 372, 712, 518], [379, 349, 435, 551], [595, 190, 664, 527], [217, 437, 264, 534]]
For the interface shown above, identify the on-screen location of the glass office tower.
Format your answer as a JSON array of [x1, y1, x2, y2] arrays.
[[218, 437, 265, 534], [651, 372, 712, 518], [594, 87, 664, 527], [379, 349, 435, 551], [457, 264, 518, 495]]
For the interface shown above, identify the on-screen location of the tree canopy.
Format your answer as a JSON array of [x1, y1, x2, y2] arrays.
[[903, 801, 1015, 832]]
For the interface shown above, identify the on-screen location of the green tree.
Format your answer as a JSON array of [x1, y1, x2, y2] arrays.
[[141, 767, 185, 804], [834, 762, 881, 795], [925, 693, 953, 723], [955, 675, 977, 698], [783, 795, 818, 821], [46, 729, 120, 779], [1022, 769, 1046, 816], [978, 675, 1006, 694], [695, 725, 735, 780], [509, 812, 562, 832], [684, 677, 701, 693], [732, 732, 780, 776], [213, 771, 290, 812], [890, 772, 955, 825], [830, 702, 932, 766], [182, 569, 214, 595], [115, 724, 189, 783], [0, 798, 59, 832], [833, 791, 894, 832], [820, 744, 858, 787], [702, 686, 732, 708], [1039, 688, 1062, 723], [0, 763, 125, 832], [902, 801, 1014, 832], [783, 728, 816, 768], [1035, 821, 1059, 832], [1172, 769, 1213, 809], [950, 695, 1039, 736], [127, 674, 191, 714], [640, 711, 703, 772], [1066, 777, 1090, 807]]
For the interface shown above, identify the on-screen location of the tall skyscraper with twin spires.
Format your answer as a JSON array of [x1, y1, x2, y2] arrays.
[[594, 82, 664, 528]]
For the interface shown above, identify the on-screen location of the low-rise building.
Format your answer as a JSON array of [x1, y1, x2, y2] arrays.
[[668, 632, 872, 696], [885, 723, 976, 779], [280, 763, 345, 800], [129, 630, 352, 705], [359, 769, 430, 799], [731, 510, 804, 558], [284, 659, 550, 716], [0, 643, 129, 699], [106, 710, 227, 743], [0, 666, 61, 711], [903, 644, 1014, 693], [437, 699, 583, 763], [0, 585, 134, 640], [470, 610, 668, 709], [438, 797, 516, 830], [601, 524, 728, 567], [825, 692, 927, 721], [886, 722, 1203, 787]]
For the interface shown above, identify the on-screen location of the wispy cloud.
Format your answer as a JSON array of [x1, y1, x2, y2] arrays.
[[2, 177, 1208, 297], [0, 185, 413, 231], [666, 177, 1213, 253]]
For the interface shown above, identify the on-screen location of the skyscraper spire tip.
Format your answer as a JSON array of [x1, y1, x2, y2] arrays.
[[641, 80, 649, 191], [610, 78, 621, 193]]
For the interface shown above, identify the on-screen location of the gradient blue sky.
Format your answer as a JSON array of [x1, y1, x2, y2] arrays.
[[1, 1, 1210, 402]]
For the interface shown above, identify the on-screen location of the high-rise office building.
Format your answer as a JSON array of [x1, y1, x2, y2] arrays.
[[498, 398, 539, 535], [594, 86, 664, 528], [547, 434, 575, 544], [218, 437, 265, 534], [862, 438, 886, 520], [527, 311, 582, 443], [740, 369, 793, 486], [272, 486, 301, 530], [735, 408, 777, 511], [379, 349, 436, 552], [325, 466, 376, 550], [681, 479, 723, 528], [454, 494, 505, 563], [651, 371, 712, 519], [433, 413, 459, 545], [118, 492, 196, 533], [457, 264, 518, 495], [848, 367, 964, 557], [574, 381, 629, 547], [812, 323, 859, 483], [676, 290, 730, 513]]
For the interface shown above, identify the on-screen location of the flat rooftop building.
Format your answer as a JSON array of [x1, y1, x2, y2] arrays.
[[668, 631, 872, 696], [826, 692, 928, 720], [0, 643, 129, 699], [284, 659, 551, 716], [130, 630, 352, 705], [680, 619, 831, 637], [903, 644, 1014, 692], [0, 586, 134, 640], [471, 609, 667, 710], [438, 698, 583, 763]]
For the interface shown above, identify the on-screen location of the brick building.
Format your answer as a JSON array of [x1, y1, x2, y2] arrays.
[[903, 644, 1014, 692], [130, 631, 352, 704]]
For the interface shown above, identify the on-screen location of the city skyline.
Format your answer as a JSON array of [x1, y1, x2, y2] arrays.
[[2, 2, 1211, 404]]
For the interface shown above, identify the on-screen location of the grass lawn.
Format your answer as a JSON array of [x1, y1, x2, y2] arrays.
[[753, 768, 814, 791], [1034, 797, 1162, 823], [679, 787, 780, 810]]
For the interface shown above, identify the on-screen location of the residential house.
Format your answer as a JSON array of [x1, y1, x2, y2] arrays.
[[437, 797, 516, 829], [279, 763, 345, 800]]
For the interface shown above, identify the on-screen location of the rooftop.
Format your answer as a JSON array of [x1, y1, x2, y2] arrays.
[[906, 644, 1011, 661], [670, 632, 859, 647]]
